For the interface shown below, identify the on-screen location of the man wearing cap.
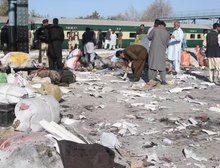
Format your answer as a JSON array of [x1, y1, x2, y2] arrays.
[[34, 19, 50, 65]]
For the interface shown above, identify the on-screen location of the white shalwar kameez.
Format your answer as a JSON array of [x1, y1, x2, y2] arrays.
[[167, 27, 184, 72]]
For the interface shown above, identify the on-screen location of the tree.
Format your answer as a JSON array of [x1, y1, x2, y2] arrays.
[[141, 0, 172, 21], [29, 10, 47, 18], [109, 5, 141, 21], [123, 5, 141, 21], [0, 0, 8, 16], [108, 13, 126, 21], [78, 11, 104, 20]]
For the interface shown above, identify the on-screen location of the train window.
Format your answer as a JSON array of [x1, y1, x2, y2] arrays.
[[190, 34, 195, 39], [129, 33, 136, 38], [197, 34, 201, 39]]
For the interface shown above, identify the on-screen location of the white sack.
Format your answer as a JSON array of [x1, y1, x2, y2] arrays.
[[0, 84, 28, 103], [13, 95, 60, 132]]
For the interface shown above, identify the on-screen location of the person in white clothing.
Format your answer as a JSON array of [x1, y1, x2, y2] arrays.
[[109, 30, 117, 50], [167, 20, 184, 74]]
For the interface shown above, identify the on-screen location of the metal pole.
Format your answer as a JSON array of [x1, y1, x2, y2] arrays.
[[8, 0, 17, 51]]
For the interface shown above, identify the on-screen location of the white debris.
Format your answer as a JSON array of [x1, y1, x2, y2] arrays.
[[188, 118, 198, 126], [79, 115, 86, 120], [201, 129, 217, 135], [194, 163, 206, 168], [169, 87, 194, 93], [187, 99, 208, 105], [118, 128, 127, 136], [163, 138, 173, 145], [61, 118, 78, 125], [59, 87, 71, 94], [100, 132, 121, 149], [209, 107, 220, 113], [110, 80, 127, 83], [76, 78, 101, 82], [112, 122, 122, 128], [96, 104, 105, 109], [144, 104, 158, 111], [183, 148, 207, 161], [131, 103, 144, 107], [200, 82, 216, 86], [147, 153, 160, 164], [102, 86, 114, 93]]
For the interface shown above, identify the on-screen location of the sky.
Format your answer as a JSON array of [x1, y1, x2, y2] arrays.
[[29, 0, 220, 19]]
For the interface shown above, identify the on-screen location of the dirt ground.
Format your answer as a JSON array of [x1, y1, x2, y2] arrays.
[[1, 49, 220, 168], [59, 58, 220, 168]]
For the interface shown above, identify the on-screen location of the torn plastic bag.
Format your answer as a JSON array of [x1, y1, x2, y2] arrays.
[[0, 84, 28, 103], [0, 52, 33, 68], [0, 73, 7, 83], [13, 95, 60, 132]]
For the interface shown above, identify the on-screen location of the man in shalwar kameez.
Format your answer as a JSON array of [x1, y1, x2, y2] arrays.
[[116, 44, 148, 82], [167, 21, 184, 74], [147, 21, 170, 84]]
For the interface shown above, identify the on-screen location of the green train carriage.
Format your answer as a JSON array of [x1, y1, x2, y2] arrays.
[[30, 18, 211, 49], [0, 16, 211, 49]]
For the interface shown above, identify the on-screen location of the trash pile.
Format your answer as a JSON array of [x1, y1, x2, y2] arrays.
[[1, 50, 220, 168]]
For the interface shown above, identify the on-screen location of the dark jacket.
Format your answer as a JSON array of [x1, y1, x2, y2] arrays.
[[1, 25, 9, 45], [35, 25, 50, 43], [82, 31, 96, 46], [49, 25, 64, 42], [206, 30, 220, 57]]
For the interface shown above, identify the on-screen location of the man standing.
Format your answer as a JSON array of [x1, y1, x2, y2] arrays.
[[48, 18, 64, 70], [136, 24, 147, 36], [73, 31, 79, 49], [104, 29, 111, 50], [34, 19, 50, 64], [167, 20, 184, 74], [0, 20, 9, 55], [148, 21, 170, 84], [204, 23, 220, 84], [97, 29, 104, 49], [109, 30, 117, 50], [116, 44, 148, 82], [118, 30, 123, 48], [82, 27, 96, 69], [67, 30, 73, 50]]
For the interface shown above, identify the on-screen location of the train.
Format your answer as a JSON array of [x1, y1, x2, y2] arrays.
[[0, 16, 211, 49]]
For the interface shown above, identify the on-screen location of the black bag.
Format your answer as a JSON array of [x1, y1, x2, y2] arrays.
[[59, 69, 76, 84], [57, 141, 115, 168]]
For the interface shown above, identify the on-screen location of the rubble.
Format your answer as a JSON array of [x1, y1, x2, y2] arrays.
[[1, 51, 220, 168]]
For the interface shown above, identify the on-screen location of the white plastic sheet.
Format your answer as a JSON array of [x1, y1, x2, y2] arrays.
[[13, 95, 60, 132]]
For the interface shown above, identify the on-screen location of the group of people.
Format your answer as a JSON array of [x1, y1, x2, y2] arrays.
[[67, 30, 79, 50], [104, 29, 123, 50], [34, 18, 64, 71], [81, 27, 123, 69], [116, 20, 184, 85]]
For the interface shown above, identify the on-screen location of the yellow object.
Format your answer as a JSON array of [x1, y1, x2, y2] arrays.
[[9, 52, 29, 65]]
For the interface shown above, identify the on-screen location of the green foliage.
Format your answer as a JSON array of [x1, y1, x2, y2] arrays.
[[29, 10, 48, 18], [77, 11, 104, 20]]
